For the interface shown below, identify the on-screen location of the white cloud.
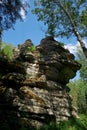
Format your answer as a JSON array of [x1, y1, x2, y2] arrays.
[[20, 8, 26, 19], [55, 37, 78, 54], [64, 40, 87, 54], [77, 40, 87, 47], [55, 37, 87, 54], [20, 0, 29, 20], [64, 44, 77, 54]]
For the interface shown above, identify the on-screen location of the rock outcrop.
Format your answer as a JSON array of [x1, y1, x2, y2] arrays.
[[0, 37, 81, 129]]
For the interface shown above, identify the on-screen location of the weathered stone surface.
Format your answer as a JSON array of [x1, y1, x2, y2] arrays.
[[0, 37, 81, 129]]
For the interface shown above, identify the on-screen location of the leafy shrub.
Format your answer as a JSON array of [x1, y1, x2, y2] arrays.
[[78, 114, 87, 128], [28, 45, 36, 52], [37, 116, 87, 130], [68, 80, 87, 114], [1, 42, 13, 60]]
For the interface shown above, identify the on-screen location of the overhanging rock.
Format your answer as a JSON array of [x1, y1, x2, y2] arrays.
[[0, 37, 81, 129]]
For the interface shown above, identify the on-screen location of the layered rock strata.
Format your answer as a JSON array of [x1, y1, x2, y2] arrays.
[[0, 37, 81, 129]]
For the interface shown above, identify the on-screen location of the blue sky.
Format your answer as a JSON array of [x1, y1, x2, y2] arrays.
[[2, 2, 46, 46], [2, 1, 87, 80], [2, 1, 87, 50], [2, 0, 78, 48]]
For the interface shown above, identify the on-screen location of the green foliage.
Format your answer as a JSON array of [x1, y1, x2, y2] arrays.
[[28, 45, 36, 52], [76, 49, 87, 113], [68, 79, 87, 114], [1, 42, 13, 60], [30, 116, 86, 130], [0, 115, 87, 130], [38, 115, 87, 130], [32, 0, 87, 38], [68, 81, 78, 108], [77, 47, 87, 81], [68, 47, 87, 114], [79, 114, 87, 128]]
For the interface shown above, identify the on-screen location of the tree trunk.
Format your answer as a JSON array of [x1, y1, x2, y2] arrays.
[[55, 0, 87, 58], [74, 31, 87, 58], [0, 31, 2, 53]]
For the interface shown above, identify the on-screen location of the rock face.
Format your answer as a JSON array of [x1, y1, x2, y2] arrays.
[[0, 37, 81, 129]]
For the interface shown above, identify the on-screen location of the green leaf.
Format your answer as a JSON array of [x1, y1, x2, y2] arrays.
[[1, 42, 13, 60]]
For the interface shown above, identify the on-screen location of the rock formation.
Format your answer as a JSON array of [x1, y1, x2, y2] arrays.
[[0, 37, 81, 129]]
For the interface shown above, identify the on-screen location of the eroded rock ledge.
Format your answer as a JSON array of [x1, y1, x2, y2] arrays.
[[0, 37, 81, 129]]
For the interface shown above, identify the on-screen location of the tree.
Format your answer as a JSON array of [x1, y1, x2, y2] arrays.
[[68, 79, 87, 114], [77, 46, 87, 81], [77, 46, 87, 113], [68, 46, 87, 114], [0, 0, 29, 38], [32, 0, 87, 58]]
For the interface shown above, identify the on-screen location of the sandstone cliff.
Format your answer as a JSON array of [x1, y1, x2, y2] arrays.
[[0, 37, 81, 129]]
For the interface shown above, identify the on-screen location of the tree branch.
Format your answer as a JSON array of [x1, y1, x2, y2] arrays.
[[53, 0, 87, 58]]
